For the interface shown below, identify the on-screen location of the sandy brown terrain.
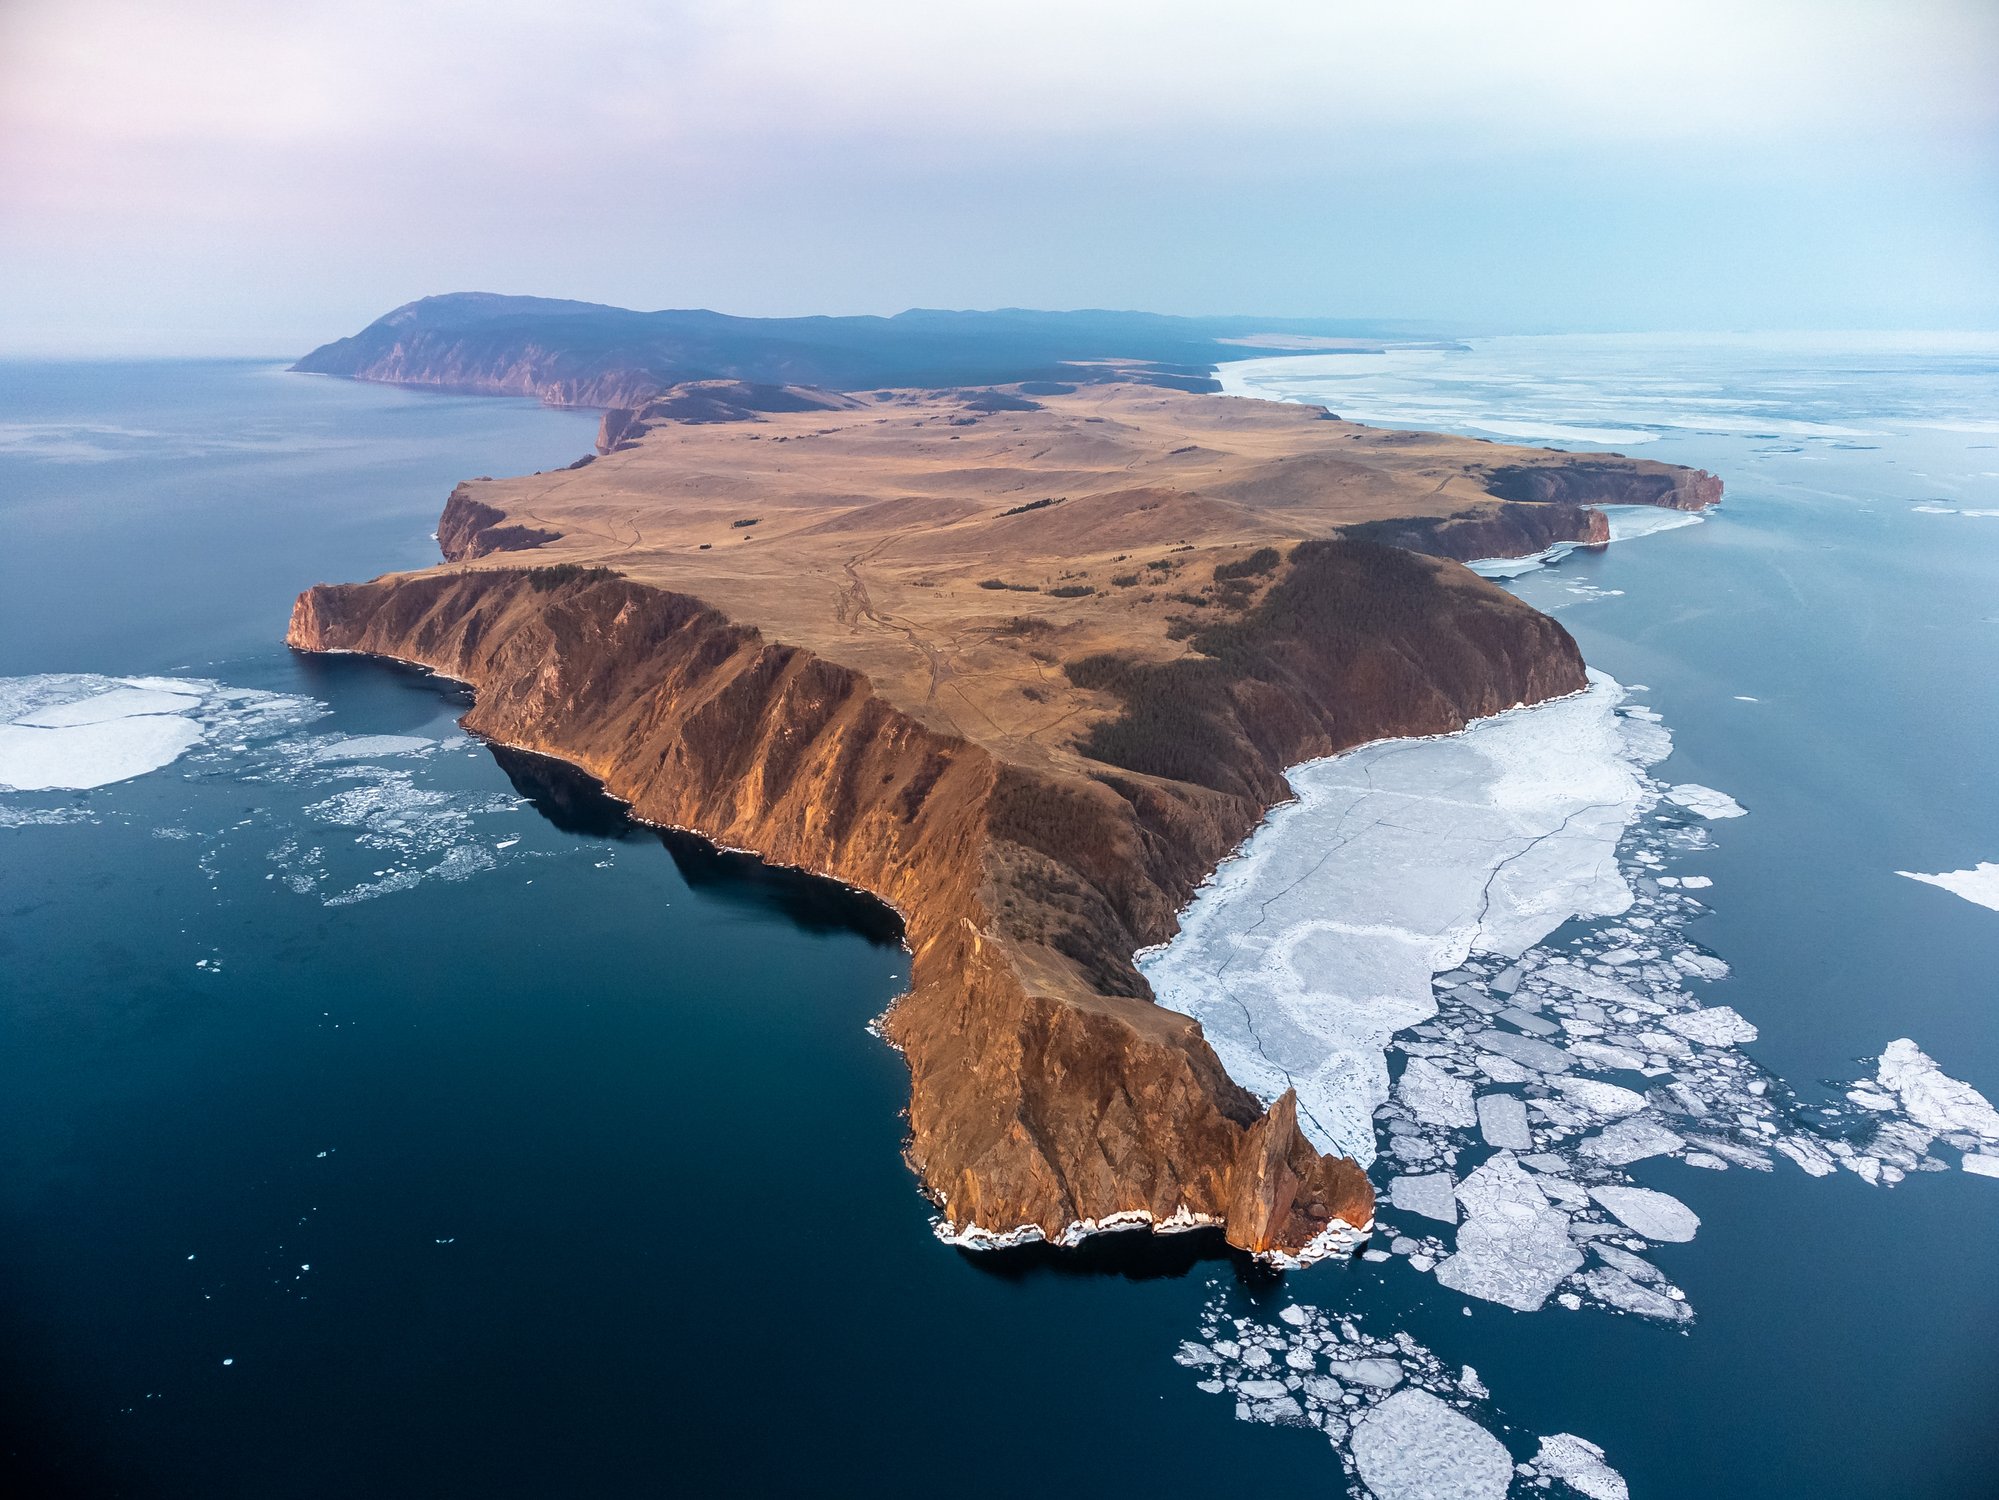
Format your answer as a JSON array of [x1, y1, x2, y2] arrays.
[[290, 380, 1718, 1260], [446, 381, 1712, 764]]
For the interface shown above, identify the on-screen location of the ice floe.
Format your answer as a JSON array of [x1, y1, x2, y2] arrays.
[[0, 673, 326, 794], [0, 676, 214, 790], [1351, 1389, 1512, 1500], [1588, 1185, 1700, 1243], [1531, 1433, 1631, 1500], [1434, 1153, 1582, 1311], [1896, 862, 1999, 913], [1663, 784, 1746, 819], [1387, 1172, 1457, 1225]]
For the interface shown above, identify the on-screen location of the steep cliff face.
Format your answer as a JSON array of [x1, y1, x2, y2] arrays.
[[288, 542, 1582, 1259], [1481, 460, 1723, 512], [1342, 500, 1611, 562], [436, 486, 562, 561]]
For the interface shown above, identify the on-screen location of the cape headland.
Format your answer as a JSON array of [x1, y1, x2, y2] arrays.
[[287, 302, 1720, 1261]]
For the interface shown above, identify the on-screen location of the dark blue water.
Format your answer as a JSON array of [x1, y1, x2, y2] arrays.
[[0, 362, 1329, 1499], [1219, 336, 1999, 1497], [4, 350, 1995, 1498]]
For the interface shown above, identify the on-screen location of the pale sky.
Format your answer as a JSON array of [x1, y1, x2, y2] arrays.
[[1, 0, 1994, 353]]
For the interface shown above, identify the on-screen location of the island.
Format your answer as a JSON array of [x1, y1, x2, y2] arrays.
[[287, 299, 1720, 1262]]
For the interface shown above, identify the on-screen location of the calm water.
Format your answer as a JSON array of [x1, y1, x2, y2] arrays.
[[0, 362, 1331, 1499], [2, 346, 1995, 1497]]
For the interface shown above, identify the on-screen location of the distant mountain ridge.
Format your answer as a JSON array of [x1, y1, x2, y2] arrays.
[[292, 292, 1449, 407]]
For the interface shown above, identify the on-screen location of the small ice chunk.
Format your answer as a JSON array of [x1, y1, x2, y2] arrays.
[[1582, 1115, 1685, 1165], [1578, 1266, 1692, 1322], [1475, 1052, 1535, 1084], [1302, 1374, 1345, 1403], [1591, 1243, 1662, 1282], [1964, 1154, 1999, 1178], [1772, 1137, 1838, 1177], [1568, 1040, 1650, 1072], [1476, 1093, 1533, 1150], [1350, 1388, 1513, 1500], [1471, 1029, 1573, 1074], [1664, 1006, 1759, 1046], [1324, 1357, 1403, 1389], [1388, 1172, 1458, 1225], [1665, 783, 1746, 819], [1589, 1185, 1700, 1242], [1397, 1057, 1477, 1128], [1499, 1007, 1560, 1037], [1550, 1076, 1649, 1119], [1535, 1433, 1630, 1500]]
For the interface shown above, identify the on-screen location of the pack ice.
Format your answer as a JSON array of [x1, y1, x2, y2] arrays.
[[1140, 672, 1654, 1165]]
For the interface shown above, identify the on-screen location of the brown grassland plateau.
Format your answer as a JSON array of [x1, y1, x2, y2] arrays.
[[289, 378, 1719, 1260]]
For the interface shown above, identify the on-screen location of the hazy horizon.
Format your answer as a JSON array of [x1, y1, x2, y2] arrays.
[[3, 0, 1995, 356]]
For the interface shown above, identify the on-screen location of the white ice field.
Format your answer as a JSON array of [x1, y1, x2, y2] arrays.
[[1140, 672, 1664, 1168], [1157, 668, 1999, 1489], [0, 677, 215, 790]]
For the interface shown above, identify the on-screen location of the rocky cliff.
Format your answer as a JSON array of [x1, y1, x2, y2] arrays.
[[1481, 459, 1722, 512], [1341, 500, 1611, 562], [288, 537, 1584, 1261]]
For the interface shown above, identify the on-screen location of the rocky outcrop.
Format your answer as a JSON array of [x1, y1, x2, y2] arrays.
[[287, 539, 1583, 1261], [1343, 501, 1611, 562], [1481, 459, 1722, 513], [436, 486, 561, 561]]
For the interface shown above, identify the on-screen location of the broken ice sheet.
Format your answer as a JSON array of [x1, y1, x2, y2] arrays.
[[1139, 673, 1653, 1165], [1532, 1433, 1632, 1500], [1178, 1288, 1588, 1500], [1582, 1114, 1685, 1165], [1434, 1152, 1582, 1312], [0, 673, 324, 794], [1396, 1057, 1476, 1128], [1873, 1038, 1999, 1140], [1351, 1389, 1511, 1500]]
